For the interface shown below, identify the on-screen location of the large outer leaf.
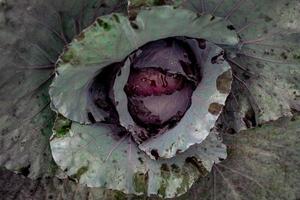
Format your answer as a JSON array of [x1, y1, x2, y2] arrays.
[[4, 115, 300, 200], [177, 0, 300, 131], [0, 0, 126, 178], [114, 41, 232, 159], [49, 6, 239, 124], [0, 0, 58, 178], [127, 0, 182, 18], [178, 115, 300, 200], [50, 116, 226, 198], [0, 0, 299, 199], [0, 168, 118, 200]]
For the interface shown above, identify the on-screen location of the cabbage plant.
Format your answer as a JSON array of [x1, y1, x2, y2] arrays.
[[0, 0, 299, 199]]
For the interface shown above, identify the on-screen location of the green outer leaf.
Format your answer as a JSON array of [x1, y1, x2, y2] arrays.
[[50, 117, 226, 198], [127, 0, 182, 18], [49, 5, 239, 124], [178, 115, 300, 200], [127, 0, 183, 10], [230, 52, 300, 124], [3, 115, 300, 200], [180, 0, 300, 42], [114, 41, 232, 159], [177, 0, 300, 129], [0, 168, 119, 200], [128, 0, 165, 7], [0, 1, 59, 178], [0, 0, 126, 179]]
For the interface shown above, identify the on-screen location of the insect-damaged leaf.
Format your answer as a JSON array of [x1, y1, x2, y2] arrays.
[[178, 115, 300, 200], [49, 5, 235, 198], [2, 0, 300, 199], [50, 116, 226, 198], [114, 40, 232, 159], [127, 0, 183, 19], [0, 168, 124, 200], [0, 0, 126, 178], [49, 6, 239, 124], [178, 0, 300, 130]]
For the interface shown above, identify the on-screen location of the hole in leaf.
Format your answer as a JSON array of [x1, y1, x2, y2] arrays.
[[227, 25, 235, 30], [151, 149, 159, 159], [19, 165, 31, 177], [87, 112, 96, 123], [130, 22, 139, 29]]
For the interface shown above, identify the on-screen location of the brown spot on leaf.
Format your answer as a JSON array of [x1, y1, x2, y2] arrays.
[[211, 51, 225, 64], [161, 163, 170, 172], [216, 70, 232, 93], [185, 157, 208, 176], [176, 149, 182, 155], [76, 32, 85, 41], [70, 166, 88, 181], [208, 103, 223, 115], [97, 19, 112, 31], [133, 171, 149, 193], [171, 164, 180, 173]]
